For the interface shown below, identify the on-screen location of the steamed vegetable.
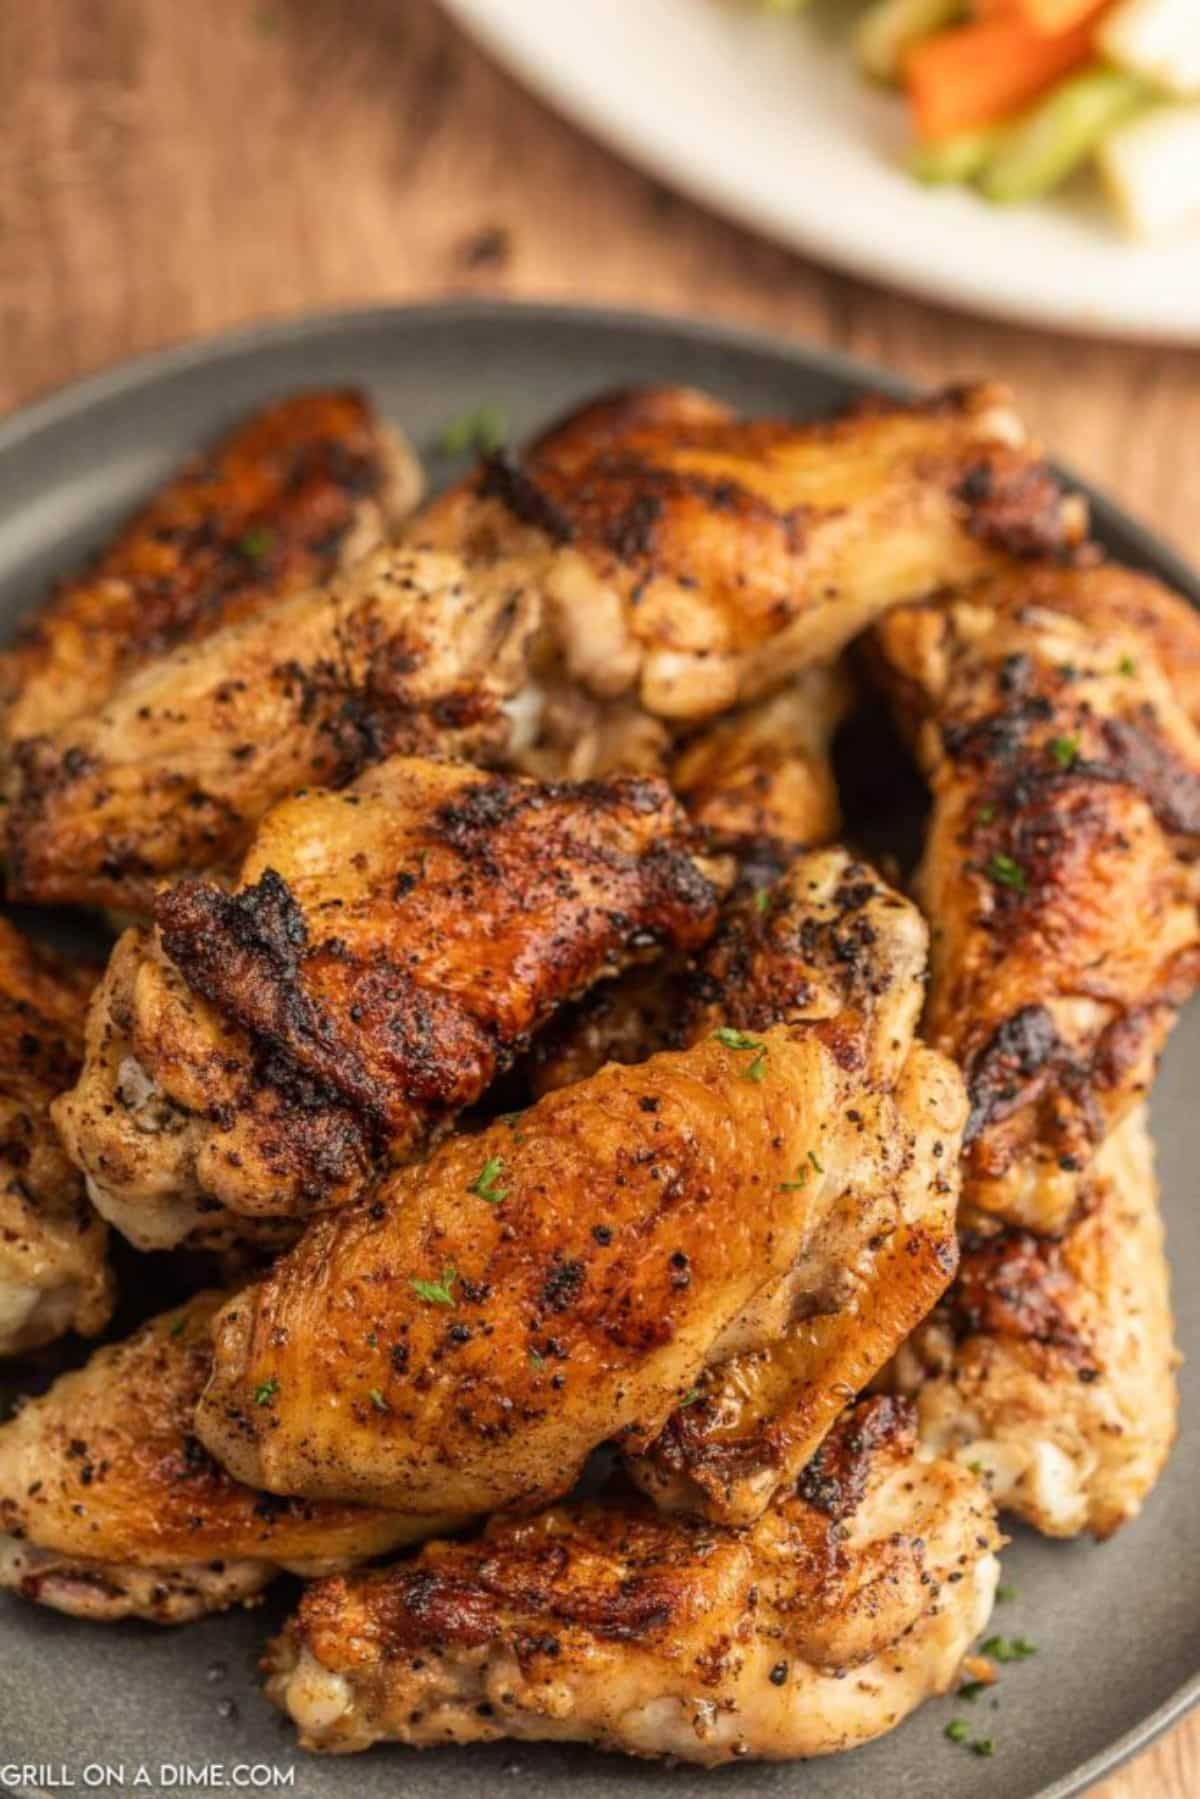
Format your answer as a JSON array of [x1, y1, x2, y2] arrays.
[[905, 11, 1106, 140], [1098, 104, 1200, 235], [1100, 0, 1200, 98], [908, 124, 1002, 181], [854, 0, 964, 85], [977, 64, 1151, 201]]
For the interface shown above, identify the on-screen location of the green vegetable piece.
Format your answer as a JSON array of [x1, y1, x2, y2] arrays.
[[411, 1265, 458, 1307], [978, 65, 1152, 205], [855, 0, 965, 85], [909, 126, 1002, 185]]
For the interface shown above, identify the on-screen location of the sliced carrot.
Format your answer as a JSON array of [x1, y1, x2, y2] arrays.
[[906, 12, 1103, 140]]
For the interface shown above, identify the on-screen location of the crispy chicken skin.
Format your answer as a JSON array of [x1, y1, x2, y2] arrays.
[[6, 547, 542, 914], [194, 849, 966, 1520], [871, 563, 1200, 1232], [627, 860, 964, 1522], [410, 384, 1084, 722], [53, 758, 720, 1248], [264, 1398, 1000, 1764], [893, 1106, 1177, 1539], [0, 390, 421, 749], [0, 920, 111, 1356], [0, 1293, 441, 1625]]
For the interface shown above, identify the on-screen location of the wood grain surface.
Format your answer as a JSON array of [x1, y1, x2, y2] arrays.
[[0, 2, 1196, 1792]]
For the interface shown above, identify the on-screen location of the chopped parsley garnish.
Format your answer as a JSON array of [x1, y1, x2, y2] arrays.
[[1117, 654, 1137, 677], [972, 1739, 995, 1758], [966, 1460, 986, 1476], [253, 1378, 278, 1407], [238, 526, 274, 560], [469, 1156, 508, 1204], [529, 1349, 545, 1370], [995, 1582, 1018, 1603], [984, 852, 1027, 895], [780, 1164, 811, 1191], [438, 405, 508, 457], [959, 1680, 988, 1702], [712, 1028, 769, 1081], [368, 1388, 388, 1412], [411, 1265, 458, 1307], [169, 1316, 187, 1338], [1048, 735, 1079, 769], [977, 803, 996, 825], [945, 1720, 969, 1744], [679, 1387, 703, 1408], [808, 1149, 823, 1174], [981, 1634, 1036, 1663], [753, 888, 772, 916]]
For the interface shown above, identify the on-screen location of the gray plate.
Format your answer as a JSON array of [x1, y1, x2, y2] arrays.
[[0, 302, 1196, 1799]]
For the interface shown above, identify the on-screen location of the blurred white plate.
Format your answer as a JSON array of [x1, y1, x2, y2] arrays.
[[443, 0, 1200, 342]]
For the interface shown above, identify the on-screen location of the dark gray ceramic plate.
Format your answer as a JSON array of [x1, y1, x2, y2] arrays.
[[0, 302, 1196, 1799]]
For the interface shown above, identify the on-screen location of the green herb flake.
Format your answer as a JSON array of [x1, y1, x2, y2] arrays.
[[368, 1388, 388, 1412], [944, 1720, 970, 1744], [679, 1387, 703, 1408], [971, 1739, 995, 1758], [1048, 735, 1079, 769], [984, 852, 1027, 895], [169, 1316, 187, 1338], [468, 1155, 508, 1204], [808, 1149, 823, 1174], [1117, 654, 1137, 677], [780, 1164, 811, 1192], [966, 1460, 986, 1476], [529, 1349, 545, 1370], [712, 1027, 763, 1051], [743, 1045, 769, 1083], [753, 888, 772, 916], [977, 803, 996, 825], [438, 405, 508, 458], [958, 1680, 988, 1703], [996, 1582, 1018, 1603], [981, 1634, 1036, 1663], [411, 1265, 458, 1307], [239, 526, 274, 560], [253, 1377, 278, 1407]]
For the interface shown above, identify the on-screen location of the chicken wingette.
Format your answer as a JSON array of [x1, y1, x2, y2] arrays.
[[53, 757, 720, 1249], [625, 856, 963, 1523], [0, 919, 111, 1356], [264, 1397, 1000, 1765], [5, 547, 542, 914], [0, 1293, 442, 1624], [410, 382, 1084, 722], [871, 562, 1200, 1232], [0, 389, 420, 748], [193, 849, 967, 1519], [892, 1105, 1177, 1539]]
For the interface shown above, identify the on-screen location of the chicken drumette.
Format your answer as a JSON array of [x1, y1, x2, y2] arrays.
[[0, 920, 111, 1356], [0, 1292, 438, 1624], [53, 757, 720, 1248], [264, 1397, 999, 1764], [871, 562, 1200, 1233]]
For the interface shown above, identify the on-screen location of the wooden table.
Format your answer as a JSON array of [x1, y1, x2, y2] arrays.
[[0, 2, 1196, 1792]]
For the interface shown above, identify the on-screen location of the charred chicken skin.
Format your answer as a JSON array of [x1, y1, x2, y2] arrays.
[[0, 1293, 440, 1624], [0, 389, 420, 749], [410, 383, 1084, 723], [193, 849, 966, 1521], [6, 547, 541, 914], [0, 920, 111, 1355], [625, 856, 964, 1523], [52, 757, 720, 1248], [264, 1397, 1000, 1765], [871, 562, 1200, 1232], [893, 1105, 1177, 1539]]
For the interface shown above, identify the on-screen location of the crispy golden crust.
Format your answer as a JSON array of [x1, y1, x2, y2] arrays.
[[5, 547, 542, 914], [263, 1398, 1000, 1764], [0, 391, 420, 748], [871, 563, 1200, 1231], [0, 1292, 441, 1624], [897, 1106, 1177, 1539], [0, 919, 111, 1355], [410, 384, 1083, 721], [53, 758, 720, 1247]]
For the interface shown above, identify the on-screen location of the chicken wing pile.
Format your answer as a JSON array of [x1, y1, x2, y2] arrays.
[[0, 377, 1190, 1774]]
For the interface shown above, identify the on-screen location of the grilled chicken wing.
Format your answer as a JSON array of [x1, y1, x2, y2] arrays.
[[892, 1106, 1177, 1539], [6, 547, 541, 914], [264, 1397, 1000, 1764], [53, 758, 720, 1249], [0, 1293, 439, 1624], [0, 921, 111, 1355], [194, 848, 967, 1519], [410, 383, 1083, 722], [0, 390, 420, 749], [871, 563, 1200, 1232], [626, 858, 963, 1522]]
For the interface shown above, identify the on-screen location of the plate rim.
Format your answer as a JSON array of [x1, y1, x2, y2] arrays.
[[1, 294, 1197, 1799], [440, 0, 1200, 347]]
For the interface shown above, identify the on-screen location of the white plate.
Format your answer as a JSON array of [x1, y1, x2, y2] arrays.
[[443, 0, 1200, 343]]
